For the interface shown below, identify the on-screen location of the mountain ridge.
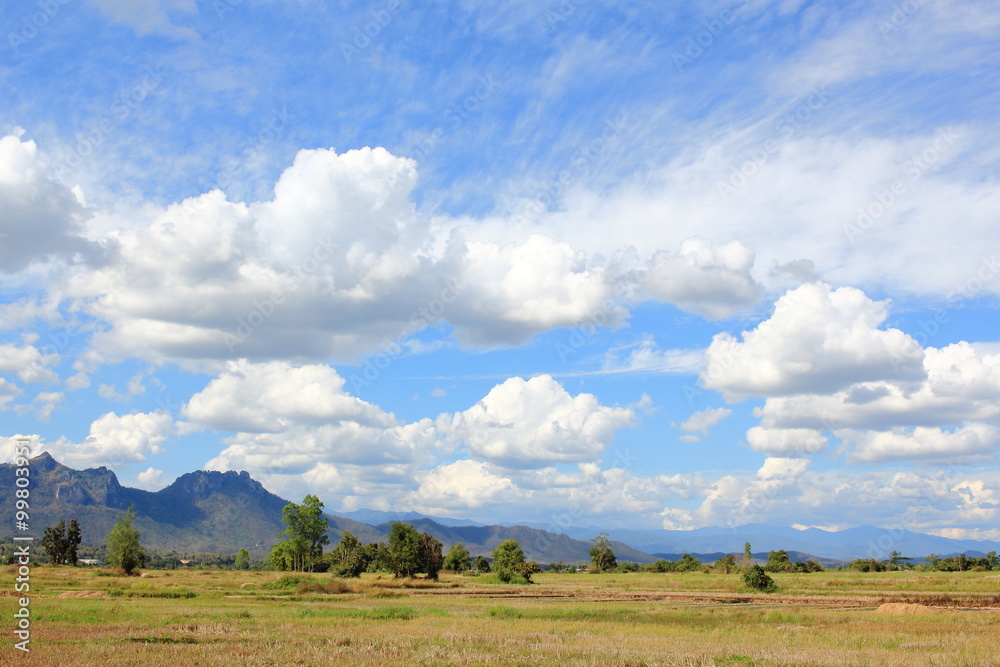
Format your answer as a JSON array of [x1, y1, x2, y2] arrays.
[[3, 454, 996, 563]]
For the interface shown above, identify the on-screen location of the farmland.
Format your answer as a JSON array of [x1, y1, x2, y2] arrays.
[[4, 566, 1000, 665]]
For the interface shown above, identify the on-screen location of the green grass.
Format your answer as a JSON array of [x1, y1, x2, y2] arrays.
[[6, 565, 1000, 666]]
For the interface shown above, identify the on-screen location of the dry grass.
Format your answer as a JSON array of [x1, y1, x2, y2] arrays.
[[3, 566, 999, 665]]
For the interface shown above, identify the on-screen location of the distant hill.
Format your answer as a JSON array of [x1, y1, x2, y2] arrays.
[[0, 454, 653, 563], [650, 550, 847, 569], [528, 523, 1000, 562], [4, 454, 995, 563], [334, 508, 483, 528]]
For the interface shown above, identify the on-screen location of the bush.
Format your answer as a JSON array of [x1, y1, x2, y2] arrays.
[[742, 565, 777, 593]]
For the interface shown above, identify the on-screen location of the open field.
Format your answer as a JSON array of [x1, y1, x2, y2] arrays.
[[4, 567, 1000, 666]]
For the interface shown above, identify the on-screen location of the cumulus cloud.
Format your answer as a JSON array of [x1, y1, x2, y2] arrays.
[[746, 426, 829, 456], [757, 342, 1000, 432], [661, 457, 810, 530], [410, 460, 516, 510], [680, 406, 732, 436], [135, 466, 167, 490], [45, 410, 173, 467], [447, 235, 625, 345], [0, 132, 102, 273], [641, 238, 764, 319], [183, 360, 395, 433], [189, 361, 438, 475], [702, 283, 925, 401], [0, 342, 60, 384], [439, 375, 634, 467], [63, 147, 642, 366], [839, 423, 1000, 464]]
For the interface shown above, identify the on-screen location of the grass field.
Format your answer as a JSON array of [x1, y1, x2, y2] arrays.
[[4, 566, 1000, 665]]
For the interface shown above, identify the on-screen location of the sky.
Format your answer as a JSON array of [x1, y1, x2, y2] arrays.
[[1, 0, 999, 540]]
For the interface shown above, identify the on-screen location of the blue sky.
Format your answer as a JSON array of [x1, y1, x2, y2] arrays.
[[2, 0, 1000, 539]]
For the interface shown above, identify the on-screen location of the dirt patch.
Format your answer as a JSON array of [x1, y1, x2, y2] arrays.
[[58, 590, 109, 599], [876, 603, 934, 615]]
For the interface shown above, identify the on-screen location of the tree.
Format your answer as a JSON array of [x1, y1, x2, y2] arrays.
[[329, 531, 368, 577], [65, 519, 82, 566], [387, 522, 423, 578], [420, 532, 444, 580], [271, 495, 330, 572], [41, 520, 68, 564], [234, 548, 251, 570], [105, 507, 146, 575], [743, 564, 777, 593], [743, 542, 753, 566], [588, 533, 617, 572], [473, 555, 491, 573], [492, 539, 527, 583], [764, 549, 795, 573], [716, 554, 737, 574], [676, 553, 701, 572], [986, 551, 999, 570], [443, 542, 472, 572]]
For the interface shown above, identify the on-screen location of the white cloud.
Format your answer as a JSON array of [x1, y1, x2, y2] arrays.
[[33, 391, 63, 423], [661, 456, 811, 530], [680, 406, 732, 436], [46, 410, 173, 467], [600, 338, 704, 375], [641, 238, 763, 319], [702, 283, 924, 401], [447, 235, 624, 346], [87, 0, 197, 37], [746, 426, 828, 456], [0, 132, 104, 274], [64, 147, 642, 366], [0, 378, 23, 408], [0, 342, 60, 384], [184, 360, 396, 433], [757, 342, 1000, 432], [440, 375, 634, 467], [839, 423, 1000, 464], [410, 460, 516, 510], [135, 466, 167, 490], [191, 361, 439, 475]]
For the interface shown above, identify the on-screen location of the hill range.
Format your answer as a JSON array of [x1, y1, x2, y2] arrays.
[[3, 453, 997, 565]]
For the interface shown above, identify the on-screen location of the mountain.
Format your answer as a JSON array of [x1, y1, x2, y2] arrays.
[[334, 508, 483, 528], [542, 523, 1000, 562], [0, 454, 652, 562], [4, 455, 995, 563]]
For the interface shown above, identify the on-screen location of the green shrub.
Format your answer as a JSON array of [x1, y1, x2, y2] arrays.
[[742, 565, 777, 593]]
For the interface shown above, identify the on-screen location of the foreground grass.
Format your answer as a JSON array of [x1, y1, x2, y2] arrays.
[[3, 566, 999, 665]]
